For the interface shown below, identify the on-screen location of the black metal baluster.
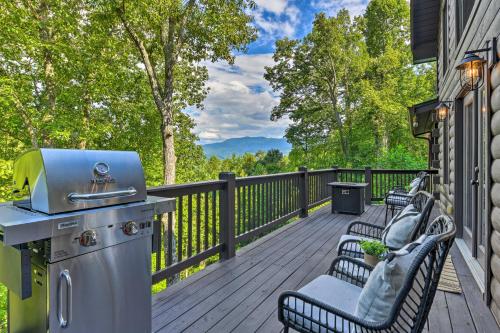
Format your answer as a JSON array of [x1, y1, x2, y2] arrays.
[[196, 193, 201, 255], [212, 191, 216, 247], [188, 194, 193, 258], [204, 192, 209, 250], [167, 212, 173, 267], [237, 186, 241, 236], [242, 186, 246, 233], [178, 196, 183, 262]]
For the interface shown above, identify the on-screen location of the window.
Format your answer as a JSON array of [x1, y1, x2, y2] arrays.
[[442, 1, 448, 74], [456, 0, 475, 43]]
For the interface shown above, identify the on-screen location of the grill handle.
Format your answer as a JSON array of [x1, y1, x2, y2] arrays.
[[58, 269, 72, 328], [68, 187, 137, 202]]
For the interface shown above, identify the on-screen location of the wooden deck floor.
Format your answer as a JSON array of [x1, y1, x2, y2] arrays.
[[152, 204, 500, 333]]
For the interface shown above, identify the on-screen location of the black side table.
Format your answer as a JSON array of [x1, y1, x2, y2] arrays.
[[328, 182, 369, 215]]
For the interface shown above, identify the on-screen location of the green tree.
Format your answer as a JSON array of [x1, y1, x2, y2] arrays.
[[266, 2, 436, 170], [265, 10, 367, 165], [259, 149, 285, 174], [111, 0, 257, 185]]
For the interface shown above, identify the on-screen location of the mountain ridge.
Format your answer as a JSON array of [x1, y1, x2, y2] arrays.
[[202, 137, 291, 158]]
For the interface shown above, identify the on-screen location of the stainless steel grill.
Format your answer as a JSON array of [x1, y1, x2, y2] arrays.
[[0, 149, 175, 333]]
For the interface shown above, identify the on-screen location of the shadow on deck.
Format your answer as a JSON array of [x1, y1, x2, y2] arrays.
[[151, 204, 500, 333]]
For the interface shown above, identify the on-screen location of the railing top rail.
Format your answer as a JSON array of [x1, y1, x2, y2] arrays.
[[308, 169, 336, 175], [235, 171, 302, 186], [371, 169, 438, 174], [148, 180, 226, 197]]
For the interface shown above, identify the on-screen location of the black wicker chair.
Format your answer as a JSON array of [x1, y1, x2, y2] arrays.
[[337, 191, 435, 259], [384, 173, 429, 224], [278, 215, 456, 333]]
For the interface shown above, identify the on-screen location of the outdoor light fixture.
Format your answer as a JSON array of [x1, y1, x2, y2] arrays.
[[456, 38, 497, 92], [456, 53, 486, 91], [435, 101, 453, 122]]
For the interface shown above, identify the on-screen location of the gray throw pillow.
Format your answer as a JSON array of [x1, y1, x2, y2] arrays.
[[354, 235, 428, 322], [382, 205, 421, 248], [410, 177, 420, 188], [408, 185, 419, 195]]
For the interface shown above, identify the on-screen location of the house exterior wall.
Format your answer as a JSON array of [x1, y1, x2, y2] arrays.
[[490, 50, 500, 321], [436, 0, 500, 323]]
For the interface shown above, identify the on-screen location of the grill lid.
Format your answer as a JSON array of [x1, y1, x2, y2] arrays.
[[13, 149, 147, 214]]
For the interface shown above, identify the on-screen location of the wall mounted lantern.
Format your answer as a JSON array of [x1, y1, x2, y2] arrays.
[[435, 101, 453, 122], [456, 38, 497, 92], [456, 53, 487, 91]]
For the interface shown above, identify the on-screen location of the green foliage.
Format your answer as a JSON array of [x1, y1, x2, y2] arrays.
[[266, 0, 436, 170], [359, 239, 388, 258], [0, 285, 5, 332]]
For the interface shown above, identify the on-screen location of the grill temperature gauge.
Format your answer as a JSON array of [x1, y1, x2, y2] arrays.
[[123, 221, 139, 236]]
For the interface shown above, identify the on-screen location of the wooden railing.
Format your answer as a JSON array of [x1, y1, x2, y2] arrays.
[[148, 167, 437, 286]]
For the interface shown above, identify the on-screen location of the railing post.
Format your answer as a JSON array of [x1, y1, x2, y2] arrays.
[[332, 166, 338, 182], [299, 166, 309, 218], [219, 172, 236, 260], [364, 166, 372, 204]]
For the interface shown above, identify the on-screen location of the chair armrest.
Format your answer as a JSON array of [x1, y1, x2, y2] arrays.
[[337, 239, 364, 259], [347, 221, 384, 239], [328, 256, 373, 287], [385, 192, 413, 206], [278, 290, 367, 332]]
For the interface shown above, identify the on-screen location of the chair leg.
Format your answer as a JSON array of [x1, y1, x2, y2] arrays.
[[385, 205, 389, 225], [283, 325, 289, 333]]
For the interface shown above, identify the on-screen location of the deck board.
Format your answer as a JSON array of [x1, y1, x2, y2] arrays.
[[152, 204, 500, 333]]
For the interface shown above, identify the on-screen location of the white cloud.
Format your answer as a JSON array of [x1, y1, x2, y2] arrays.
[[251, 0, 300, 43], [188, 54, 290, 144], [312, 0, 368, 17], [253, 0, 288, 15]]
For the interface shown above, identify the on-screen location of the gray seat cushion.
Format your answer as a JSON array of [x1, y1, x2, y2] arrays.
[[283, 275, 362, 332], [354, 235, 429, 323], [381, 205, 421, 248]]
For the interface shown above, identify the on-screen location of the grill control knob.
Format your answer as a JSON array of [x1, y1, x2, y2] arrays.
[[123, 221, 139, 236], [80, 230, 97, 247]]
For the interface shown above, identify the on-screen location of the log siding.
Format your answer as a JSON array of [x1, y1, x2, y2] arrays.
[[435, 0, 500, 324]]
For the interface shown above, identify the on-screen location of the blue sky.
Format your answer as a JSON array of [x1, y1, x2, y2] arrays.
[[190, 0, 369, 144]]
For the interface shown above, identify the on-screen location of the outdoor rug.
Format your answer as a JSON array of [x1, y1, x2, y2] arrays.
[[437, 255, 462, 294]]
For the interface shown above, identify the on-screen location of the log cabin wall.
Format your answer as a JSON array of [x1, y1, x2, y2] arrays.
[[490, 45, 500, 322], [438, 0, 500, 322], [436, 0, 500, 323]]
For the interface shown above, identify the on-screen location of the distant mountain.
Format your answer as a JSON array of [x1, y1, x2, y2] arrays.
[[202, 137, 292, 158]]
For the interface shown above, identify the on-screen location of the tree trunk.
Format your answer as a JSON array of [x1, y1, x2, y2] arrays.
[[161, 103, 178, 285], [79, 89, 91, 150], [161, 118, 176, 185], [117, 6, 180, 286], [38, 0, 56, 147]]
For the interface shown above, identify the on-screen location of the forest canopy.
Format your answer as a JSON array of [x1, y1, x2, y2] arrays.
[[0, 0, 434, 198], [265, 1, 436, 169]]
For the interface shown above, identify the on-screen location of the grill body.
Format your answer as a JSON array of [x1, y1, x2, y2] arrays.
[[0, 149, 175, 333]]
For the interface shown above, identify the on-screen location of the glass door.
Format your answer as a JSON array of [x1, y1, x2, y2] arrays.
[[462, 89, 487, 271], [463, 93, 475, 250]]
